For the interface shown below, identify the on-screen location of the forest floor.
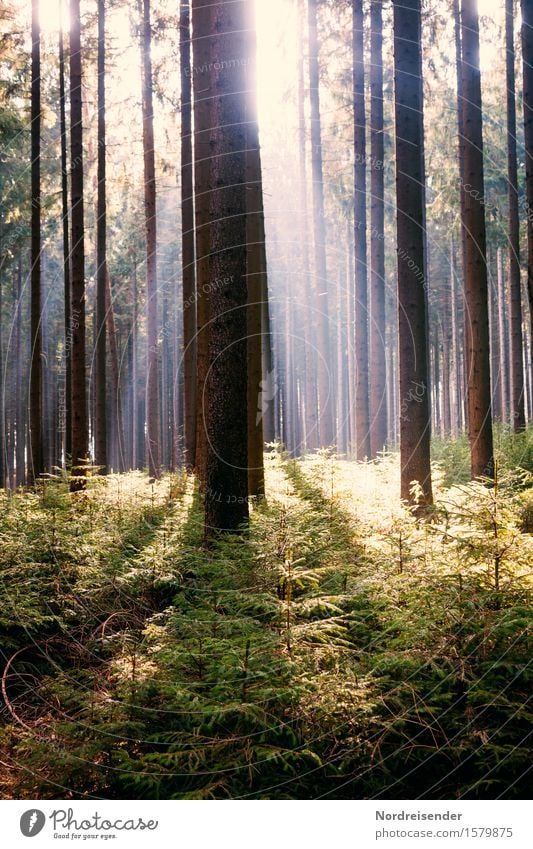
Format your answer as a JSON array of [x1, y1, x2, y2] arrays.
[[0, 436, 532, 799]]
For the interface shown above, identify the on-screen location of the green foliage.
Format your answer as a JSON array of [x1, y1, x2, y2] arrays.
[[0, 450, 531, 799]]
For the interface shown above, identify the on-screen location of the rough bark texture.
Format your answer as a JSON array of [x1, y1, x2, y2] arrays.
[[522, 0, 533, 368], [141, 0, 160, 480], [393, 0, 433, 507], [369, 0, 387, 458], [69, 0, 89, 489], [29, 0, 42, 486], [460, 0, 494, 479], [352, 0, 371, 459], [307, 0, 334, 447], [95, 0, 107, 472], [204, 0, 249, 537], [180, 2, 197, 470]]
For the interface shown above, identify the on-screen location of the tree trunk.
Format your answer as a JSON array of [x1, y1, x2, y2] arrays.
[[460, 0, 494, 479], [192, 0, 212, 485], [69, 0, 89, 490], [307, 0, 334, 447], [29, 0, 42, 487], [15, 256, 25, 485], [180, 1, 196, 470], [105, 270, 126, 471], [204, 0, 249, 537], [245, 2, 267, 497], [352, 0, 371, 459], [297, 6, 318, 452], [95, 0, 107, 472], [521, 0, 533, 369], [141, 0, 160, 480], [506, 0, 525, 430], [393, 0, 433, 508], [369, 0, 387, 458], [59, 20, 72, 466]]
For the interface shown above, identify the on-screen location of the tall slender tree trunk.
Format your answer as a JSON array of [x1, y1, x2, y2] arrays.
[[105, 270, 126, 471], [352, 0, 371, 459], [180, 1, 196, 470], [59, 19, 71, 465], [141, 0, 160, 479], [450, 237, 461, 434], [505, 0, 526, 430], [393, 0, 433, 508], [15, 257, 25, 485], [521, 0, 533, 366], [246, 1, 266, 497], [460, 0, 494, 479], [95, 0, 107, 472], [369, 0, 387, 458], [69, 0, 88, 490], [497, 249, 510, 422], [307, 0, 334, 447], [192, 0, 212, 485], [297, 7, 318, 452], [204, 0, 249, 537], [29, 0, 42, 487]]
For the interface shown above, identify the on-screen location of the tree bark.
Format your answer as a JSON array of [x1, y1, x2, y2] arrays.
[[246, 0, 266, 497], [192, 0, 212, 485], [29, 0, 42, 486], [204, 0, 249, 537], [393, 0, 433, 507], [180, 1, 197, 470], [521, 0, 533, 371], [95, 0, 107, 472], [69, 0, 89, 490], [59, 20, 71, 465], [141, 0, 161, 480], [352, 0, 371, 459], [460, 0, 494, 479], [369, 0, 387, 458], [307, 0, 334, 447], [506, 0, 525, 429]]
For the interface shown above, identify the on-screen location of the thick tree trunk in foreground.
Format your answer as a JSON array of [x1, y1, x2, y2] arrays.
[[369, 0, 387, 458], [352, 0, 371, 459], [95, 0, 107, 472], [393, 0, 433, 507], [460, 0, 494, 479], [29, 0, 42, 486], [141, 0, 160, 479], [69, 0, 89, 490], [204, 0, 249, 537], [180, 2, 196, 470]]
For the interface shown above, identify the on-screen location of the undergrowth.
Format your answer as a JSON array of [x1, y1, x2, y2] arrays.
[[0, 452, 531, 799]]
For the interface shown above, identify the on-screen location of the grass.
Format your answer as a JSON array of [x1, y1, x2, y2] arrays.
[[0, 446, 531, 799]]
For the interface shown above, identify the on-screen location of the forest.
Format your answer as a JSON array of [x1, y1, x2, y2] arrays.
[[0, 0, 531, 800]]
